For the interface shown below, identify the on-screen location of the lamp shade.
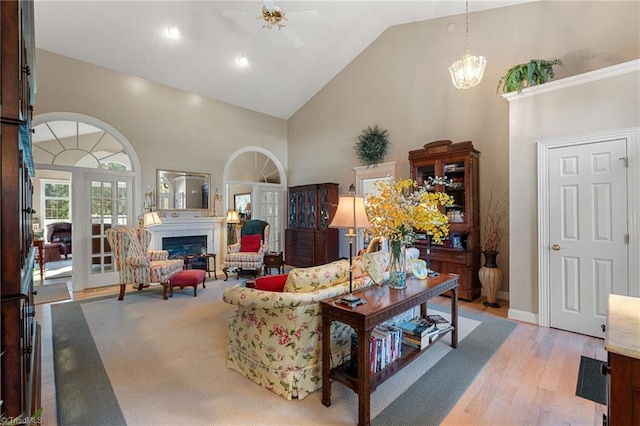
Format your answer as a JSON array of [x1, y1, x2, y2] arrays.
[[143, 211, 162, 227], [226, 209, 240, 224], [329, 195, 370, 230]]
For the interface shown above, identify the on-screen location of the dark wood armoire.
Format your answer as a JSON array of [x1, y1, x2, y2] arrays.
[[285, 183, 339, 267], [1, 0, 41, 419], [409, 140, 481, 301]]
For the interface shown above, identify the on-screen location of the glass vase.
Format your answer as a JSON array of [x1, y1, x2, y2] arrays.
[[388, 240, 407, 289]]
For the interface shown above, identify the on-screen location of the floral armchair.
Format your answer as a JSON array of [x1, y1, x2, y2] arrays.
[[223, 219, 270, 280], [105, 225, 183, 301]]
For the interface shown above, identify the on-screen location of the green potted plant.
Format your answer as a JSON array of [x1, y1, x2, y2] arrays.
[[354, 124, 390, 167], [497, 59, 563, 94]]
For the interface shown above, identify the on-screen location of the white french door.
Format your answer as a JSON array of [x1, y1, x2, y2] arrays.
[[72, 169, 134, 290], [544, 136, 629, 337], [258, 187, 285, 253]]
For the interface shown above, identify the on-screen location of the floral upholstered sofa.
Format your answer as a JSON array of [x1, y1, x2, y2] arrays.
[[222, 248, 419, 400]]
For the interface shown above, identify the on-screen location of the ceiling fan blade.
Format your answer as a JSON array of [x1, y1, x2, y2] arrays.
[[288, 9, 319, 20], [282, 28, 304, 49]]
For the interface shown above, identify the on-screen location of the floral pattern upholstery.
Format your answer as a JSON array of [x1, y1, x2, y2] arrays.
[[106, 226, 184, 300]]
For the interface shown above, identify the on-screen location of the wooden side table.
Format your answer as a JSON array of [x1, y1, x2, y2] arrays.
[[263, 251, 284, 275], [33, 239, 44, 281], [183, 253, 217, 279]]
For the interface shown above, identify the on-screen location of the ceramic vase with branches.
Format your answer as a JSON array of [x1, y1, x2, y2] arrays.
[[479, 190, 508, 308]]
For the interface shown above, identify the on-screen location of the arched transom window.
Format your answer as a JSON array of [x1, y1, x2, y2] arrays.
[[32, 120, 131, 170]]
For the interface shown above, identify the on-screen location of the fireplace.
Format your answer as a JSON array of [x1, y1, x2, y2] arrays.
[[162, 235, 207, 269]]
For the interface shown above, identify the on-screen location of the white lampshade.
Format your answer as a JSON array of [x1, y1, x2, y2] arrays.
[[226, 209, 240, 224], [330, 195, 370, 230], [143, 211, 162, 227]]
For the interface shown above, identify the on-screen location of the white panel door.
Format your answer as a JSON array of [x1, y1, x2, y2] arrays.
[[548, 138, 628, 337]]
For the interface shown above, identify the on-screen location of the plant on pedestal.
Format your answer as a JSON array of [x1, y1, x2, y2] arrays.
[[364, 178, 453, 289], [479, 189, 508, 308]]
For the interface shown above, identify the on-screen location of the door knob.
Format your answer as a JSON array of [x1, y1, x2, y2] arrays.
[[551, 244, 561, 251]]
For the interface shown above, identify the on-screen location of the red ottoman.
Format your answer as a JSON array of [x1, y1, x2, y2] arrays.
[[169, 269, 207, 297]]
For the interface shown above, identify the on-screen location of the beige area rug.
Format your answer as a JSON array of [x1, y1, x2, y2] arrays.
[[69, 279, 481, 425], [34, 282, 70, 305]]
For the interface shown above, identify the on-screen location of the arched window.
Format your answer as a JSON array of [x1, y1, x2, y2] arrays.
[[32, 120, 132, 170]]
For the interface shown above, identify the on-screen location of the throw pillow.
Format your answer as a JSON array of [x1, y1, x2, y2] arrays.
[[254, 274, 288, 292], [240, 234, 261, 252], [283, 259, 349, 293]]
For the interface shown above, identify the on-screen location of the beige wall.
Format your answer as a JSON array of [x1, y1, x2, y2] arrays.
[[288, 1, 639, 305], [32, 2, 639, 311], [34, 49, 288, 213]]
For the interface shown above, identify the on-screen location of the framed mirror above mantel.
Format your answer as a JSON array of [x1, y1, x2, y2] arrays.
[[156, 169, 211, 212]]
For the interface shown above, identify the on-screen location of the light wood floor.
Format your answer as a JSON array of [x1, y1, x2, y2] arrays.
[[36, 284, 607, 425]]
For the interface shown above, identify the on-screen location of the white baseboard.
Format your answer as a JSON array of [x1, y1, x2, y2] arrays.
[[507, 308, 538, 325]]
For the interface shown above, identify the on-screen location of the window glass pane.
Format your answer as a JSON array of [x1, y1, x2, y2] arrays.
[[103, 182, 112, 198]]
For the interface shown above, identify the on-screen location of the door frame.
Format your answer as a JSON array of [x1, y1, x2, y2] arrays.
[[537, 127, 640, 328]]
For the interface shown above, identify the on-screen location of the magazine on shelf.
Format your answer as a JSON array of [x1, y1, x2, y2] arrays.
[[426, 314, 449, 324], [397, 317, 437, 338]]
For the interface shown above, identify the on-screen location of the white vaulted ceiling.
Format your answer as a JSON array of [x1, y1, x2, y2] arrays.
[[34, 1, 531, 119]]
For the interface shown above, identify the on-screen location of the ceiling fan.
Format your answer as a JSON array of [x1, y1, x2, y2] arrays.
[[222, 1, 319, 49]]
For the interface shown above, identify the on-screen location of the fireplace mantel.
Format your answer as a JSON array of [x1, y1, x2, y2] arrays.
[[149, 216, 225, 269]]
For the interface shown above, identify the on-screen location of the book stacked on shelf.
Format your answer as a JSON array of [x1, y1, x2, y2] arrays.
[[350, 325, 403, 376], [398, 315, 454, 350]]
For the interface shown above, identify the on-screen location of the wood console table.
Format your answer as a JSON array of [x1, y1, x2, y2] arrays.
[[321, 273, 459, 426]]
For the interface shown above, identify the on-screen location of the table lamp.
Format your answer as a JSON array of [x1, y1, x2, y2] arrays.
[[330, 184, 370, 306], [226, 209, 240, 245]]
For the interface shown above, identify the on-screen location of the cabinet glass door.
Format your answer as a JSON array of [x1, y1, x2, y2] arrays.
[[443, 160, 466, 224], [416, 164, 436, 188]]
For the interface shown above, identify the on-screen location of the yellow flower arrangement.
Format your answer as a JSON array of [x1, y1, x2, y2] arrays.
[[364, 178, 453, 245]]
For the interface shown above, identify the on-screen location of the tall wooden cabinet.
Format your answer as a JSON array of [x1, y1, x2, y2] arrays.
[[409, 140, 481, 301], [285, 183, 339, 267], [1, 0, 41, 420]]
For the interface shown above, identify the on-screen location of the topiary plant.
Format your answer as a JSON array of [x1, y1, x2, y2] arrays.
[[355, 124, 390, 167], [497, 59, 563, 94]]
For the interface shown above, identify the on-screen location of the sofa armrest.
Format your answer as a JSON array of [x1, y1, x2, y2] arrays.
[[227, 243, 240, 254], [148, 250, 169, 261], [125, 255, 150, 267]]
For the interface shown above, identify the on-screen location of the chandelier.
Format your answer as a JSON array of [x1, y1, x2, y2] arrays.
[[258, 5, 287, 30], [448, 0, 487, 89]]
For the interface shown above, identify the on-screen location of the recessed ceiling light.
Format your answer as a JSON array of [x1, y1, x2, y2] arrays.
[[166, 25, 181, 38], [236, 55, 249, 67]]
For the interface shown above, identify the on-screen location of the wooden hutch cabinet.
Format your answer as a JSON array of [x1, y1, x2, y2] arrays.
[[1, 0, 41, 420], [285, 183, 339, 267], [409, 140, 481, 301]]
